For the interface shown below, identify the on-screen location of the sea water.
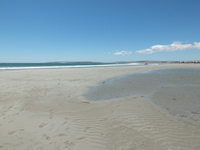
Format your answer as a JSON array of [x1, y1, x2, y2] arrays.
[[85, 68, 200, 124], [0, 62, 146, 71], [86, 68, 200, 100]]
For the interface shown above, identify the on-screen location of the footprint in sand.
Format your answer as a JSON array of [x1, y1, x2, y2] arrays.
[[77, 137, 85, 140], [62, 122, 68, 125], [39, 123, 48, 128], [58, 134, 67, 137], [8, 129, 25, 135], [8, 120, 14, 123], [43, 134, 50, 140], [65, 141, 75, 150], [8, 131, 17, 135]]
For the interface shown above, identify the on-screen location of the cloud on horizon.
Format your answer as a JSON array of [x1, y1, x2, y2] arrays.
[[114, 51, 132, 56], [136, 42, 200, 54]]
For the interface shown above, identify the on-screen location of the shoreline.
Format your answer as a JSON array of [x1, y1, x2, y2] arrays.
[[0, 62, 148, 71], [0, 64, 200, 150]]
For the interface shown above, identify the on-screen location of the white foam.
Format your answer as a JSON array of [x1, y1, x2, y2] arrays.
[[0, 63, 147, 71]]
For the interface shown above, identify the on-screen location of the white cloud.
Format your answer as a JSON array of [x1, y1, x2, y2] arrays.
[[114, 51, 132, 56], [194, 42, 200, 49], [136, 42, 200, 54], [136, 49, 154, 54]]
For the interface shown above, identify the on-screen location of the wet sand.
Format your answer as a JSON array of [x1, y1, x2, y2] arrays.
[[0, 64, 200, 150], [86, 68, 200, 126]]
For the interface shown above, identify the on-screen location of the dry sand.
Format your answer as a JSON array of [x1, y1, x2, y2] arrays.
[[0, 64, 200, 150]]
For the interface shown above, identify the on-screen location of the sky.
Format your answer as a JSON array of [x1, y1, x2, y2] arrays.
[[1, 0, 200, 63]]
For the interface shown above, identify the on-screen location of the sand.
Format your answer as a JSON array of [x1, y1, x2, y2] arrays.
[[85, 68, 200, 126], [0, 64, 200, 150]]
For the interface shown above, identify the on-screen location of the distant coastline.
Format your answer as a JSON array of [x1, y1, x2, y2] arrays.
[[46, 61, 168, 64], [46, 60, 200, 64]]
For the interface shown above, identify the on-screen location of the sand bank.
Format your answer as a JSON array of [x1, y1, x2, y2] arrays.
[[0, 64, 200, 150]]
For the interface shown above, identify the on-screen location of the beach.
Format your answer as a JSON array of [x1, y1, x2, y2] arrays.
[[0, 64, 200, 150]]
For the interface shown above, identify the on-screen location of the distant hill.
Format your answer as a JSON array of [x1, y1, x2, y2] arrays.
[[47, 61, 171, 64]]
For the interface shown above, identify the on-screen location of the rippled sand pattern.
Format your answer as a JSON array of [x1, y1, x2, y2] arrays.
[[0, 64, 200, 150]]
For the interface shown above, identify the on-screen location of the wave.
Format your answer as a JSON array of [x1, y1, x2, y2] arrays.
[[0, 63, 150, 71]]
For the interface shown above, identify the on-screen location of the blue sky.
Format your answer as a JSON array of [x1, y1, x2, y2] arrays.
[[1, 0, 200, 63]]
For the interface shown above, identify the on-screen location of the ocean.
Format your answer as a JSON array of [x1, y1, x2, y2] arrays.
[[0, 62, 147, 71]]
